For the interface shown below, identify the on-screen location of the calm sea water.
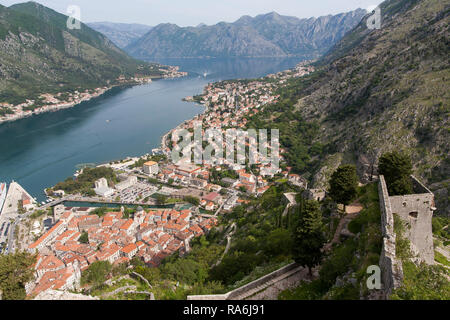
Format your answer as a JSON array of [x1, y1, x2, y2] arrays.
[[0, 57, 304, 201]]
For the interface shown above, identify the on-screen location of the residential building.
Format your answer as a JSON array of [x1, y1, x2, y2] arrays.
[[121, 243, 138, 259], [29, 220, 65, 252], [202, 192, 222, 204], [143, 161, 159, 175]]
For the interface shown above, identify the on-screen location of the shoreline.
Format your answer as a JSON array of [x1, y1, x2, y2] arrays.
[[0, 80, 155, 125], [160, 101, 207, 156], [0, 69, 188, 125], [0, 86, 114, 125]]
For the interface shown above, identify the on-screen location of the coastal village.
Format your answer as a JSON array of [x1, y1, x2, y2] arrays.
[[182, 62, 314, 131], [1, 61, 325, 298], [0, 65, 187, 124]]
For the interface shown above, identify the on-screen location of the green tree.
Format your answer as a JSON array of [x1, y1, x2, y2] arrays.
[[329, 164, 358, 211], [292, 200, 326, 276], [183, 196, 200, 206], [0, 251, 37, 300], [378, 151, 413, 195], [81, 261, 112, 286], [264, 228, 293, 258], [155, 194, 168, 205], [210, 251, 259, 285], [92, 207, 108, 217], [135, 265, 161, 284], [78, 231, 89, 244]]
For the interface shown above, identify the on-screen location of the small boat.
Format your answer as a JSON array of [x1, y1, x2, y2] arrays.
[[106, 120, 111, 123]]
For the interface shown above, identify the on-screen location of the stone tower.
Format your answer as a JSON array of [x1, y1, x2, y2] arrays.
[[379, 175, 436, 265]]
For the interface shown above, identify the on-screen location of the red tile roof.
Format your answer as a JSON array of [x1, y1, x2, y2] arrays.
[[29, 221, 64, 249], [121, 243, 137, 254]]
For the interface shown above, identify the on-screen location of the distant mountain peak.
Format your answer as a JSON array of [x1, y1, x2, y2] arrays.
[[87, 21, 153, 48], [234, 15, 253, 25], [266, 11, 282, 17], [125, 9, 367, 59]]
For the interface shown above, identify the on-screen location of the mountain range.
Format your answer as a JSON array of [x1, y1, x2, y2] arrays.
[[87, 22, 152, 48], [0, 2, 163, 106], [124, 10, 367, 59]]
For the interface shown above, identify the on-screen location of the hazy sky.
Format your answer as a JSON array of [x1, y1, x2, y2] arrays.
[[0, 0, 384, 26]]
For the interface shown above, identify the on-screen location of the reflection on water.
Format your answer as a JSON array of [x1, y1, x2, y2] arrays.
[[0, 57, 305, 200]]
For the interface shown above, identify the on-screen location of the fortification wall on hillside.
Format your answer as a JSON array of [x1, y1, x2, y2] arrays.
[[388, 176, 435, 264], [187, 263, 299, 300], [378, 174, 436, 297], [378, 176, 403, 297]]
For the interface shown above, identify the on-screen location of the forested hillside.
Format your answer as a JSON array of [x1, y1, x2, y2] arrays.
[[0, 2, 164, 105]]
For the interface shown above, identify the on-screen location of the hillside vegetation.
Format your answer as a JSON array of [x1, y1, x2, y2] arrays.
[[247, 0, 449, 214], [0, 2, 164, 105]]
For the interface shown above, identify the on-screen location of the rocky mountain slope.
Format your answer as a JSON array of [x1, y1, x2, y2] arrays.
[[125, 10, 367, 59], [0, 2, 163, 105], [87, 22, 152, 48], [250, 0, 449, 214]]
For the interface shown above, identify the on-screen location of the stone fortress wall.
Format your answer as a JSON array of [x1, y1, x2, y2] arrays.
[[378, 175, 435, 297], [187, 262, 300, 300], [378, 175, 403, 297], [388, 176, 435, 264]]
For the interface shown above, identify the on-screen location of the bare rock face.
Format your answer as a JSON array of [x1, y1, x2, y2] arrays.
[[33, 290, 99, 300]]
